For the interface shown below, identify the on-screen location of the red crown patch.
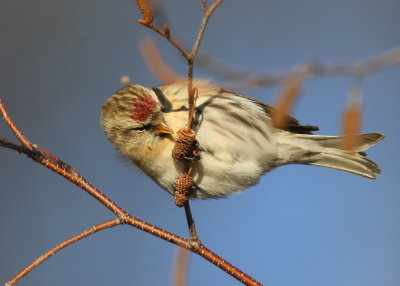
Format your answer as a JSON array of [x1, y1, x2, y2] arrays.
[[131, 95, 158, 122]]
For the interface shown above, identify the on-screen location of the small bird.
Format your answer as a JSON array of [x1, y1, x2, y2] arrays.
[[100, 80, 384, 200]]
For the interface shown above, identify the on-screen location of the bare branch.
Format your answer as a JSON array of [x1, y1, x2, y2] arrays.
[[6, 219, 119, 286], [189, 0, 225, 63], [133, 0, 224, 128], [138, 21, 189, 59], [0, 100, 34, 150], [139, 37, 183, 83], [206, 0, 225, 19], [0, 137, 34, 155], [1, 100, 262, 285], [135, 0, 189, 60], [192, 245, 261, 285], [123, 216, 262, 285], [201, 0, 207, 15], [134, 1, 224, 254], [197, 46, 400, 88], [187, 0, 224, 129], [184, 201, 200, 243]]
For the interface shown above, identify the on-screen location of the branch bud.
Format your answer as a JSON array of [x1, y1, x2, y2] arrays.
[[136, 0, 153, 24]]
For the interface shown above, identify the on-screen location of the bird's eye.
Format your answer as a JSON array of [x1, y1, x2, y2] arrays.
[[130, 124, 151, 133]]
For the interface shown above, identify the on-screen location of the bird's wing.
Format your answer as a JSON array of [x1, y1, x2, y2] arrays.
[[228, 90, 319, 135], [154, 82, 319, 135]]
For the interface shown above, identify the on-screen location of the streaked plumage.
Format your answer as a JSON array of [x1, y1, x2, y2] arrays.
[[100, 80, 384, 199]]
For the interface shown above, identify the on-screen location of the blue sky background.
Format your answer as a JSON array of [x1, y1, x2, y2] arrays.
[[1, 0, 399, 285]]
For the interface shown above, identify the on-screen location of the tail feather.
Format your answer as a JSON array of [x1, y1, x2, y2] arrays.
[[308, 133, 384, 152], [310, 149, 381, 179], [292, 133, 384, 179]]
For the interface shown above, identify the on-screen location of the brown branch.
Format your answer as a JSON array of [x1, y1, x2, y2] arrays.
[[133, 2, 260, 284], [197, 46, 400, 88], [0, 100, 262, 285], [6, 219, 119, 286], [201, 0, 208, 15], [0, 137, 34, 154], [134, 0, 224, 250], [124, 215, 261, 285], [139, 37, 183, 83], [184, 201, 200, 243], [188, 0, 225, 63], [192, 245, 261, 285], [138, 22, 189, 59], [134, 0, 224, 127], [172, 247, 190, 286], [0, 102, 34, 150], [186, 0, 224, 128], [205, 0, 225, 21], [136, 9, 189, 60]]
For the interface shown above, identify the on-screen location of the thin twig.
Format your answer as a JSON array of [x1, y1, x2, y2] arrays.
[[0, 102, 34, 150], [207, 0, 225, 16], [0, 100, 262, 285], [139, 37, 183, 83], [179, 3, 224, 234], [138, 22, 189, 59], [188, 1, 224, 63], [0, 137, 34, 154], [6, 219, 119, 286], [197, 46, 400, 88], [33, 144, 69, 167], [186, 0, 224, 127], [187, 87, 198, 129], [135, 0, 224, 128], [134, 0, 224, 251], [184, 201, 200, 244], [201, 0, 207, 15]]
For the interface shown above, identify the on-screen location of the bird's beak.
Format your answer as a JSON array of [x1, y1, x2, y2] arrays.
[[154, 122, 174, 135]]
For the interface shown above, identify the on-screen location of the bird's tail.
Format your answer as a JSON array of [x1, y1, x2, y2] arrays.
[[284, 133, 385, 179]]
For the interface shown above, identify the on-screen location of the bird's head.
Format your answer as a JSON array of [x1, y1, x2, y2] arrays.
[[100, 85, 174, 159]]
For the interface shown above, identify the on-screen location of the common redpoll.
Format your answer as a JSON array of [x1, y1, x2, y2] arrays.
[[100, 80, 384, 199]]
